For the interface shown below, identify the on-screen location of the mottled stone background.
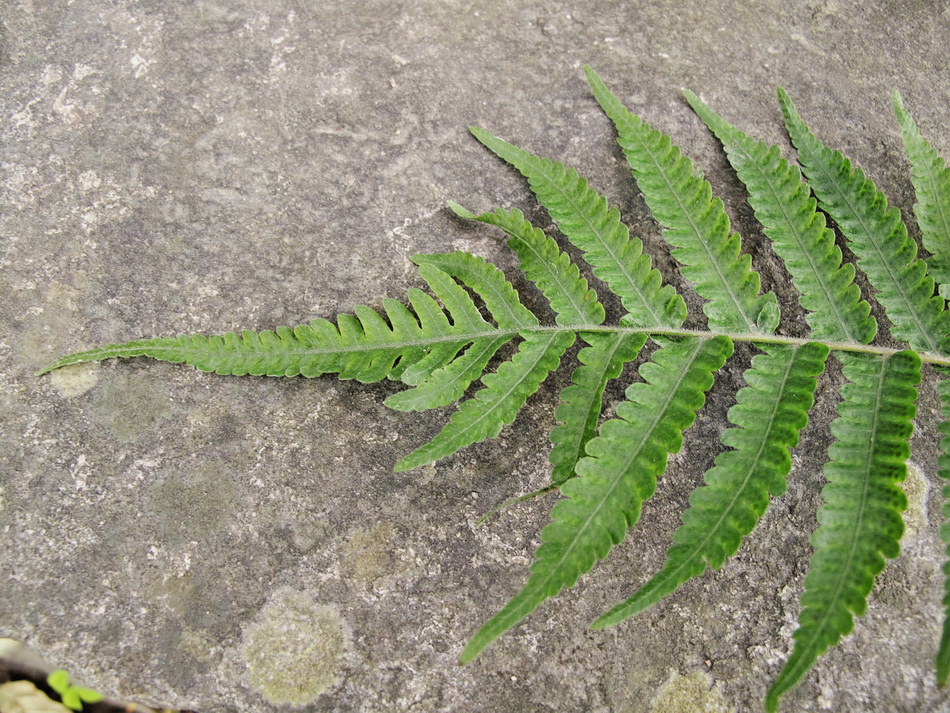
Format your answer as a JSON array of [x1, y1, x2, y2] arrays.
[[2, 1, 949, 711]]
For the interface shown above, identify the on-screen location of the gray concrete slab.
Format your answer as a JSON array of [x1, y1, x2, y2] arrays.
[[2, 1, 949, 711]]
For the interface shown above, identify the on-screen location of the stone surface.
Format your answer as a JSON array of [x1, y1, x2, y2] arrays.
[[2, 1, 949, 711]]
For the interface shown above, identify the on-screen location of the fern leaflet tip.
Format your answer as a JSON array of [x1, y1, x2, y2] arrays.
[[892, 89, 950, 301], [447, 200, 477, 219]]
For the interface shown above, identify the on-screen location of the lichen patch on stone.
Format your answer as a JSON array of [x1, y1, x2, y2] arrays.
[[649, 671, 734, 713], [344, 522, 395, 585], [241, 589, 348, 706], [900, 460, 929, 545], [49, 361, 99, 398]]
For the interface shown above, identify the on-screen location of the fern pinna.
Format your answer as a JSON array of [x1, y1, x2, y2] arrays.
[[39, 69, 950, 711]]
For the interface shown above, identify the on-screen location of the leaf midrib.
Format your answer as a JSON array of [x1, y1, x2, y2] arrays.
[[40, 322, 950, 376]]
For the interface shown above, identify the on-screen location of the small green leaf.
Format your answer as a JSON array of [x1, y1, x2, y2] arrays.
[[60, 690, 82, 711], [548, 331, 645, 485], [467, 207, 606, 326], [74, 688, 104, 705], [384, 337, 509, 412], [44, 671, 103, 712], [447, 200, 478, 220], [413, 252, 538, 329], [893, 91, 950, 301], [46, 670, 70, 695]]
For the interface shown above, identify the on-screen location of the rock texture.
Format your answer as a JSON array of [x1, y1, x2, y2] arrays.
[[2, 1, 949, 711]]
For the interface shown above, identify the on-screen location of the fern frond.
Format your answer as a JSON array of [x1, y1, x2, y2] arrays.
[[469, 127, 687, 329], [38, 69, 950, 713], [451, 205, 605, 326], [937, 375, 950, 685], [394, 330, 575, 471], [412, 251, 538, 329], [592, 341, 829, 627], [383, 336, 510, 412], [779, 89, 950, 355], [460, 335, 733, 663], [36, 262, 517, 383], [764, 350, 921, 712], [549, 331, 645, 485], [450, 204, 641, 484], [684, 90, 876, 345], [586, 68, 778, 334], [893, 91, 950, 300]]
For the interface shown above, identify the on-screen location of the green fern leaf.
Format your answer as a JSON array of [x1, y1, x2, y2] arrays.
[[453, 205, 605, 326], [592, 341, 829, 627], [383, 336, 510, 412], [394, 330, 574, 471], [764, 350, 921, 712], [460, 335, 733, 663], [469, 127, 687, 329], [549, 331, 646, 485], [38, 264, 511, 382], [893, 91, 950, 300], [586, 68, 778, 334], [937, 376, 950, 685], [450, 204, 640, 484], [779, 89, 950, 355], [412, 251, 538, 329], [684, 90, 876, 345]]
